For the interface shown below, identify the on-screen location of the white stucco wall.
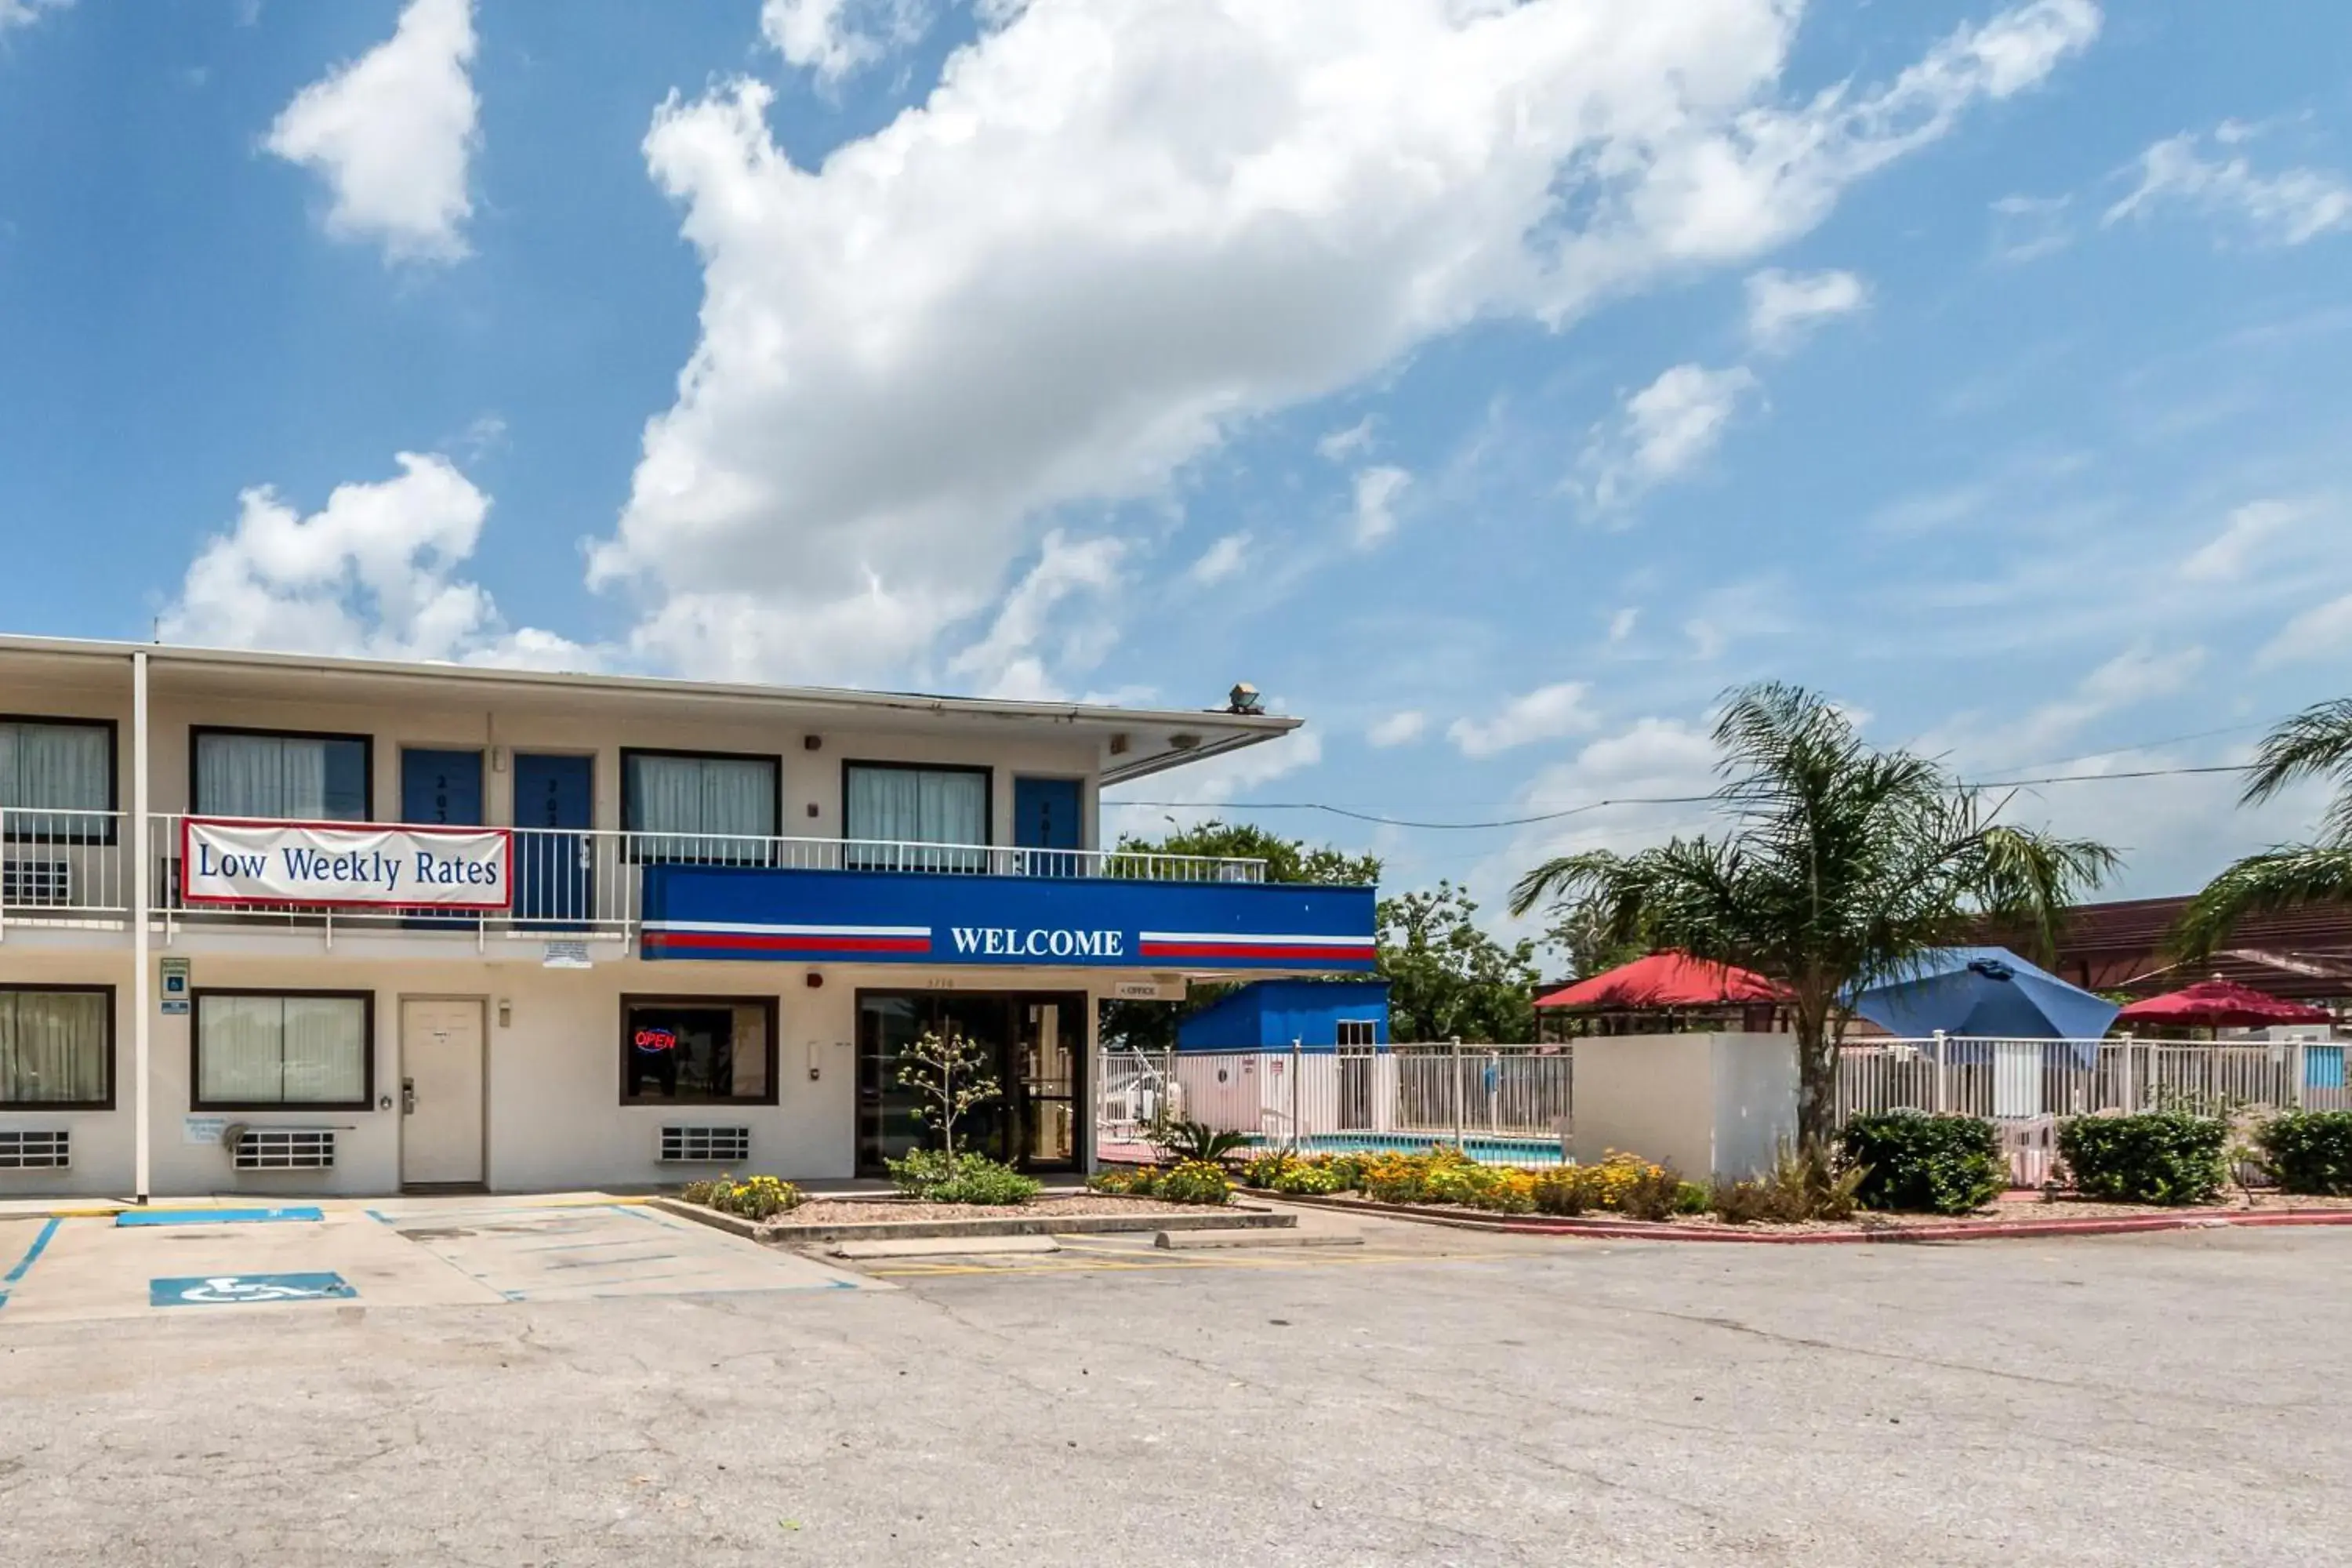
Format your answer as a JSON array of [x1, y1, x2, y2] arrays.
[[0, 944, 1114, 1198], [1570, 1033, 1798, 1181]]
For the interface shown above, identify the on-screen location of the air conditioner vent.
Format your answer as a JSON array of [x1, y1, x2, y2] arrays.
[[660, 1125, 751, 1164], [232, 1128, 336, 1171], [0, 1129, 70, 1170]]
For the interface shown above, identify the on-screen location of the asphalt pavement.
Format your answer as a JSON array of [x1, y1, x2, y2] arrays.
[[0, 1207, 2343, 1566]]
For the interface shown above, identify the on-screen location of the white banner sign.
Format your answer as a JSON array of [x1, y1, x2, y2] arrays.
[[181, 818, 512, 909]]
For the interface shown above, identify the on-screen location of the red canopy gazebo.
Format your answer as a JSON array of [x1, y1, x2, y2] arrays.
[[2116, 979, 2332, 1031], [1535, 952, 1789, 1036]]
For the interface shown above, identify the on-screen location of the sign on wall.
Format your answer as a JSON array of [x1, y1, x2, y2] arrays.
[[180, 818, 512, 909], [639, 865, 1377, 973]]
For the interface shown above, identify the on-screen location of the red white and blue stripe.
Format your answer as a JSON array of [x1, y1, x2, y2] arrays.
[[641, 920, 933, 959], [1137, 931, 1377, 965]]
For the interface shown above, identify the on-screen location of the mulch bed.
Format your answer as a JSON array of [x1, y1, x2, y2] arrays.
[[766, 1195, 1203, 1227]]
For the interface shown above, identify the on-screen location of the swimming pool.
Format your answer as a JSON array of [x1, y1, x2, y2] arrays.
[[1243, 1131, 1567, 1166]]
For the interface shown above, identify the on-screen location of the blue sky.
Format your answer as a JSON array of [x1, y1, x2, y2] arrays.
[[3, 0, 2350, 927]]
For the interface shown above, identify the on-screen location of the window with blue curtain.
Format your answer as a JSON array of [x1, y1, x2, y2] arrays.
[[844, 764, 988, 872], [193, 731, 369, 820], [0, 718, 113, 841], [622, 752, 779, 863]]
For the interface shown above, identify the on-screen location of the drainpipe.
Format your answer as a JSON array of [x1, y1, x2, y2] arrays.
[[132, 650, 151, 1203]]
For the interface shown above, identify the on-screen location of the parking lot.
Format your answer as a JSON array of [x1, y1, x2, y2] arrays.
[[2, 1207, 2347, 1566]]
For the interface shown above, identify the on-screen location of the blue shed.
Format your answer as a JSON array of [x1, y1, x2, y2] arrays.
[[1176, 980, 1391, 1051]]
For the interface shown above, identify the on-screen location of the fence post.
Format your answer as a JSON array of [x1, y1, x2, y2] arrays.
[[1450, 1036, 1465, 1151], [2292, 1039, 2307, 1111], [2119, 1032, 2136, 1115], [1931, 1030, 1946, 1115], [1289, 1037, 1303, 1153], [1163, 1043, 1176, 1126]]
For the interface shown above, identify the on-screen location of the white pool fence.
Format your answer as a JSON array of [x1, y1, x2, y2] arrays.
[[1095, 1032, 2348, 1186]]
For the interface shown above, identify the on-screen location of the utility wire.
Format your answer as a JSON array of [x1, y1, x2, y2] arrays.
[[1105, 760, 2255, 832]]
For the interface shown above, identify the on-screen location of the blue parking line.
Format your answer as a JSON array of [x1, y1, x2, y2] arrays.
[[0, 1218, 64, 1311], [116, 1206, 324, 1228]]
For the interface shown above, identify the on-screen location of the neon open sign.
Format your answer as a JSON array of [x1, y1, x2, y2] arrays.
[[633, 1027, 678, 1053]]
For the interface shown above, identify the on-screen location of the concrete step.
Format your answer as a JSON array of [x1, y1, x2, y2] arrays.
[[829, 1235, 1063, 1260], [1153, 1229, 1365, 1250]]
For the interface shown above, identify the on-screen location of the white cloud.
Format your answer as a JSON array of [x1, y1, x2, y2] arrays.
[[1606, 607, 1639, 644], [1128, 730, 1324, 815], [946, 530, 1124, 699], [264, 0, 479, 263], [1187, 532, 1251, 586], [1349, 465, 1412, 547], [1579, 363, 1759, 512], [0, 0, 71, 36], [1744, 267, 1867, 350], [1367, 710, 1426, 748], [1926, 641, 2207, 768], [2258, 593, 2352, 670], [1448, 681, 1597, 759], [2105, 126, 2352, 247], [1316, 417, 1376, 463], [597, 0, 2100, 684], [2180, 498, 2313, 583], [1989, 191, 2072, 262], [159, 454, 586, 669], [760, 0, 932, 84]]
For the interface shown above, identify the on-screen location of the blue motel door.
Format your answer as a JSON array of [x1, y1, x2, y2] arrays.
[[514, 753, 593, 925], [401, 749, 487, 927], [1013, 776, 1083, 877]]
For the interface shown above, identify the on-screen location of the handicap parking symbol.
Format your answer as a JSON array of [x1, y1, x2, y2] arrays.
[[150, 1272, 358, 1308]]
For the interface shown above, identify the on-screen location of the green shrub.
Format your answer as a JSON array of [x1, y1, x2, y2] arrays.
[[1530, 1167, 1591, 1216], [1269, 1160, 1348, 1196], [1088, 1165, 1161, 1196], [1839, 1112, 2005, 1214], [678, 1178, 725, 1207], [1672, 1181, 1711, 1215], [2255, 1111, 2352, 1196], [1239, 1149, 1294, 1188], [2057, 1112, 2228, 1206], [887, 1149, 1042, 1205], [1154, 1159, 1234, 1205], [1149, 1119, 1250, 1164], [1710, 1142, 1863, 1224]]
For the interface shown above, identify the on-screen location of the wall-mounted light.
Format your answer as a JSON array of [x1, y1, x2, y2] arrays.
[[496, 999, 513, 1028], [805, 971, 824, 989], [803, 735, 822, 751]]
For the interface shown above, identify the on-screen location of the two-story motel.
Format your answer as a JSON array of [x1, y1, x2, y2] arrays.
[[0, 635, 1376, 1198]]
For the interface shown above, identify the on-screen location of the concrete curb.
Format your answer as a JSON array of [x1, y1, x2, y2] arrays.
[[650, 1196, 1296, 1245], [1251, 1189, 2352, 1245]]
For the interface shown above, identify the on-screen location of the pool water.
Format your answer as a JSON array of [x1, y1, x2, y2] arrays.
[[1245, 1131, 1566, 1165]]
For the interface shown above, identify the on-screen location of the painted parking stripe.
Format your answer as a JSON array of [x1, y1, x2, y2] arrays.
[[0, 1218, 63, 1311], [116, 1206, 325, 1228]]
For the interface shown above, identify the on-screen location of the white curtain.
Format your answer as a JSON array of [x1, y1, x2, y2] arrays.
[[0, 721, 111, 837], [847, 767, 985, 870], [627, 753, 775, 860], [195, 734, 358, 820], [0, 990, 108, 1104], [198, 994, 365, 1105]]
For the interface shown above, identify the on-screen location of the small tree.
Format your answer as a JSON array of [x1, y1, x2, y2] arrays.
[[2177, 696, 2352, 956], [896, 1028, 1001, 1158]]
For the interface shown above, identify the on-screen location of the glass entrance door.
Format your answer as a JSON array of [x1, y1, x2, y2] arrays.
[[856, 990, 1087, 1175]]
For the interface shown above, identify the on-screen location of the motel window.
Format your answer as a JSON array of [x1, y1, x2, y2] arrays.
[[1335, 1019, 1377, 1049], [0, 717, 114, 842], [843, 764, 988, 873], [0, 986, 113, 1109], [621, 750, 780, 862], [193, 729, 371, 822], [193, 991, 372, 1110], [619, 997, 777, 1106]]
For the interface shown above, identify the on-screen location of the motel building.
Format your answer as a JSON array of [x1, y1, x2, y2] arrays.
[[0, 635, 1376, 1200]]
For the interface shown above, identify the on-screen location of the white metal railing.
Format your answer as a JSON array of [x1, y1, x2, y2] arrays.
[[1838, 1034, 2350, 1185], [0, 808, 130, 930], [2, 811, 1266, 940], [1094, 1041, 1574, 1167]]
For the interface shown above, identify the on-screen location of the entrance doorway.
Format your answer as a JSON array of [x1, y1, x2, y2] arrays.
[[855, 990, 1087, 1175], [401, 998, 486, 1188]]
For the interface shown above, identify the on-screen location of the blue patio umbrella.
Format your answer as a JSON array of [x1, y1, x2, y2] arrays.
[[1845, 947, 2118, 1060]]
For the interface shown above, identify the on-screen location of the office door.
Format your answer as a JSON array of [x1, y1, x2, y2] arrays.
[[1012, 776, 1083, 877], [401, 999, 486, 1187], [514, 753, 594, 924]]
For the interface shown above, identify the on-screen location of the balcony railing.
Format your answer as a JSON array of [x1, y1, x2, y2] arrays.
[[0, 811, 1265, 939]]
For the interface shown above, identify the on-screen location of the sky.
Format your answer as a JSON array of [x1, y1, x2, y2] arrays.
[[3, 0, 2350, 936]]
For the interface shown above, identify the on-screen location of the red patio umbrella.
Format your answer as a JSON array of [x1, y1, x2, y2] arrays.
[[1535, 951, 1788, 1011], [2115, 979, 2332, 1029]]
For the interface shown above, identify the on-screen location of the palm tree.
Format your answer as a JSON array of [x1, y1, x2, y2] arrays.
[[2176, 698, 2352, 958], [1509, 683, 2118, 1149]]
